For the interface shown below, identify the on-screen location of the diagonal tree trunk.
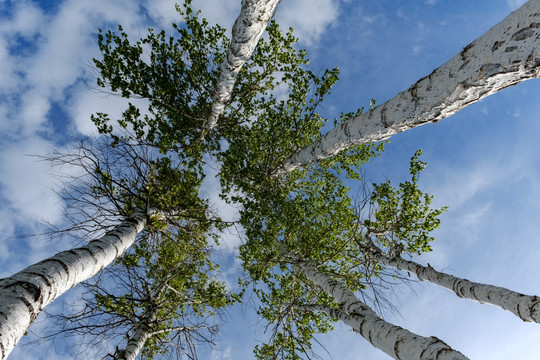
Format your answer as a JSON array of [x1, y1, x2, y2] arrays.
[[205, 0, 281, 131], [370, 249, 540, 324], [0, 211, 148, 360], [293, 258, 469, 360], [275, 0, 540, 175], [114, 307, 158, 360]]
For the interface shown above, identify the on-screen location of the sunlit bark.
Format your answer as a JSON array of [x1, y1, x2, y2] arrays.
[[114, 308, 157, 360], [275, 0, 540, 175], [206, 0, 281, 131], [372, 250, 540, 323], [293, 259, 469, 360], [0, 212, 148, 360]]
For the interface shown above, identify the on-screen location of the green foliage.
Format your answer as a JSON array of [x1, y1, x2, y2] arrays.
[[364, 150, 447, 256], [98, 225, 236, 360], [92, 0, 228, 154], [87, 138, 206, 222], [83, 2, 448, 358]]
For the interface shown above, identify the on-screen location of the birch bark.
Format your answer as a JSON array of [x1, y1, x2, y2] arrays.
[[114, 308, 157, 360], [372, 250, 540, 323], [0, 211, 148, 360], [275, 0, 540, 175], [293, 259, 469, 360], [206, 0, 281, 131]]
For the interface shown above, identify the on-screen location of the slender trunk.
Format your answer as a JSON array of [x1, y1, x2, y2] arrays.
[[275, 0, 540, 175], [205, 0, 281, 131], [372, 250, 540, 323], [114, 308, 157, 360], [293, 259, 469, 360], [0, 211, 148, 360]]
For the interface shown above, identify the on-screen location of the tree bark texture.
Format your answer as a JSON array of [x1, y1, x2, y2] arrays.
[[276, 0, 540, 175], [114, 308, 157, 360], [373, 251, 540, 323], [293, 259, 469, 360], [0, 212, 148, 360], [206, 0, 281, 130]]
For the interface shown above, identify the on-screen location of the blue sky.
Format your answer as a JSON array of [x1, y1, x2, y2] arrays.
[[1, 0, 540, 359]]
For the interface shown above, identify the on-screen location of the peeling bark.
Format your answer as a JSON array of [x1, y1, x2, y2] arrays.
[[205, 0, 281, 131], [0, 212, 148, 360], [372, 250, 540, 324], [293, 259, 469, 360], [275, 0, 540, 175]]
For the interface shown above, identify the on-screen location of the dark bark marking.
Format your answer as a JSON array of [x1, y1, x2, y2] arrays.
[[459, 43, 474, 70], [434, 347, 457, 359], [25, 272, 52, 289], [492, 41, 505, 52], [17, 292, 38, 323], [39, 258, 71, 277], [505, 45, 518, 52], [480, 63, 502, 76], [17, 281, 42, 303], [512, 27, 535, 41], [393, 334, 405, 359], [77, 247, 98, 264], [380, 105, 390, 128]]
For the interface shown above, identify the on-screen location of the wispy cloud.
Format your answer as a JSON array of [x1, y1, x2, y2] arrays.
[[276, 0, 339, 45], [506, 0, 528, 10]]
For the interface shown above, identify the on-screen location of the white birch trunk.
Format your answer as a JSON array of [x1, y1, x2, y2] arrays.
[[293, 259, 469, 360], [0, 211, 148, 360], [115, 309, 157, 360], [373, 251, 540, 323], [275, 0, 540, 175], [205, 0, 281, 130]]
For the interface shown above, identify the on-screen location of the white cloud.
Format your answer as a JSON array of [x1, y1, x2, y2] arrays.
[[506, 0, 527, 10], [211, 345, 232, 360], [0, 137, 62, 224], [0, 0, 44, 37], [145, 0, 183, 27], [194, 0, 240, 29], [275, 0, 339, 45], [200, 160, 243, 253]]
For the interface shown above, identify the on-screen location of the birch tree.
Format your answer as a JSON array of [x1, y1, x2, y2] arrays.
[[44, 227, 234, 360], [222, 95, 455, 357], [292, 259, 468, 360], [274, 0, 540, 174], [355, 152, 540, 324], [0, 211, 148, 360], [206, 0, 281, 132], [92, 1, 296, 153], [367, 248, 540, 324], [0, 136, 207, 359]]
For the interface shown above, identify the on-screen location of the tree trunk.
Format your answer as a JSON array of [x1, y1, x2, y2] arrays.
[[114, 308, 157, 360], [293, 259, 469, 360], [372, 250, 540, 323], [0, 211, 148, 360], [275, 0, 540, 175], [206, 0, 281, 131]]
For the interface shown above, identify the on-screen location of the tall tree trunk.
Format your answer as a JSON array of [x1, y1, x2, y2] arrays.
[[293, 259, 469, 360], [0, 211, 148, 360], [275, 0, 540, 175], [371, 249, 540, 323], [114, 308, 157, 360], [205, 0, 281, 131]]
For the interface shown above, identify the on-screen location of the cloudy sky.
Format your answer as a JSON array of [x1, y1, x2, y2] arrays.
[[2, 0, 540, 359]]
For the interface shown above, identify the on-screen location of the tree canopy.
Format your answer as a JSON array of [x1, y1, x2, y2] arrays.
[[6, 1, 539, 359]]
